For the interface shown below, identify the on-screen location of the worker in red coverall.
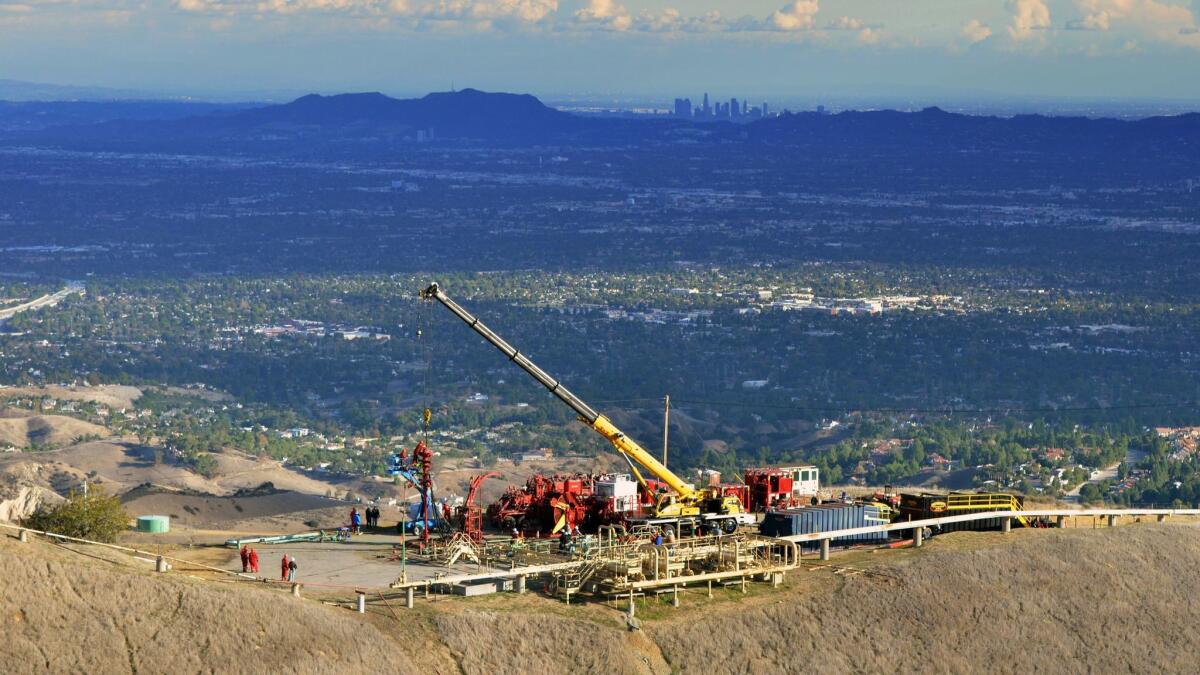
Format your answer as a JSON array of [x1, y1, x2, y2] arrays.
[[239, 545, 250, 573], [248, 547, 260, 574], [280, 554, 290, 581]]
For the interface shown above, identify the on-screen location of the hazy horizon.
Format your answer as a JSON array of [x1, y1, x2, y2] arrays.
[[3, 76, 1200, 119], [0, 0, 1198, 111]]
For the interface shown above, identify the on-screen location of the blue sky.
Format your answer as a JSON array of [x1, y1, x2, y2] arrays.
[[0, 1, 1197, 102]]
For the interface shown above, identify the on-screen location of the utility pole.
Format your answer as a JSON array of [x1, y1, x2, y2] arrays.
[[399, 514, 408, 585], [662, 395, 670, 469]]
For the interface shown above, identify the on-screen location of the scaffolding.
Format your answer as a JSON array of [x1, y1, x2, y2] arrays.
[[390, 528, 798, 604]]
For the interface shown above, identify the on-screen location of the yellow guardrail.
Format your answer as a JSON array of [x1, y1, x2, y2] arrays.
[[942, 493, 1029, 527]]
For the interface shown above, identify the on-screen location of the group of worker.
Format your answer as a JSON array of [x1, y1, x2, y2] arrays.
[[350, 506, 383, 533], [238, 545, 261, 573], [280, 553, 299, 582], [652, 528, 680, 546], [557, 525, 584, 553], [239, 546, 298, 582]]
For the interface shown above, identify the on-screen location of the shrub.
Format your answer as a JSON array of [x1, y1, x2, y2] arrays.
[[22, 486, 130, 543], [190, 453, 219, 478]]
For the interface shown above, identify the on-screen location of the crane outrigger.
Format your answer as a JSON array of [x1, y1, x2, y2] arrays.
[[421, 282, 751, 532]]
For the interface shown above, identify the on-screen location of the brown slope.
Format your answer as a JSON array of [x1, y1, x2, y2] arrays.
[[0, 535, 419, 674], [0, 414, 109, 448], [649, 525, 1200, 674]]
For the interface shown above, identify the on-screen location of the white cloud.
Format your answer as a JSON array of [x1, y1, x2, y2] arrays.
[[172, 0, 555, 23], [856, 25, 881, 44], [51, 0, 904, 44], [1007, 0, 1050, 40], [769, 0, 819, 32], [632, 8, 725, 33], [826, 16, 862, 31], [1065, 12, 1110, 30], [962, 18, 991, 44], [573, 0, 629, 30], [467, 0, 556, 22], [176, 0, 398, 14], [570, 2, 832, 36], [1069, 1, 1197, 40]]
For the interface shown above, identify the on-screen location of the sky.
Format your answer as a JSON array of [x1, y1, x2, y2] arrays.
[[0, 0, 1198, 104]]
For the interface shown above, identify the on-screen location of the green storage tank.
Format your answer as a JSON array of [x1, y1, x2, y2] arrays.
[[136, 515, 170, 534]]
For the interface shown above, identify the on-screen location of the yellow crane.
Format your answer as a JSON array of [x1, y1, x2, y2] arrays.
[[421, 283, 748, 531]]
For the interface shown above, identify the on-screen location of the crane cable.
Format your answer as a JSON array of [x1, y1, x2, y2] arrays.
[[417, 291, 432, 442], [416, 289, 439, 539]]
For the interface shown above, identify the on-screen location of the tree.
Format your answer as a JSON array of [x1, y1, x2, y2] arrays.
[[23, 486, 129, 543], [191, 453, 219, 478]]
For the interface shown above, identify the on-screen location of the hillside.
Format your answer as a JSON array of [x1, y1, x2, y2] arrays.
[[44, 89, 589, 143], [0, 534, 421, 674], [24, 90, 1200, 166], [228, 89, 581, 138], [0, 413, 108, 448], [0, 441, 355, 498], [5, 523, 1200, 672], [119, 484, 346, 529], [0, 384, 143, 410], [650, 525, 1200, 673]]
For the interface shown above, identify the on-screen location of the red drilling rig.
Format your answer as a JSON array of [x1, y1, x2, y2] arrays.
[[460, 472, 499, 543], [486, 473, 596, 535]]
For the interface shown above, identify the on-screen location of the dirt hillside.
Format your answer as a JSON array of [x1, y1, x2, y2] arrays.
[[5, 523, 1200, 673], [649, 525, 1200, 674], [0, 535, 420, 674], [0, 441, 350, 497], [120, 484, 345, 528], [0, 414, 109, 448], [0, 384, 142, 410]]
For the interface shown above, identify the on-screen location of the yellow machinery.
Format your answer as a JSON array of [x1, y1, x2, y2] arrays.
[[899, 491, 1029, 529], [421, 283, 747, 529]]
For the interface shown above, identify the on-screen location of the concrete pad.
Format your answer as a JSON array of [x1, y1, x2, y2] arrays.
[[215, 533, 495, 589]]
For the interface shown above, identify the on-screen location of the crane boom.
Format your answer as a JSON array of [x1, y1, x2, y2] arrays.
[[420, 282, 697, 500]]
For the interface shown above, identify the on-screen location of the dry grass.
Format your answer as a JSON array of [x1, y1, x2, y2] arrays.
[[0, 441, 352, 497], [650, 524, 1200, 674], [0, 413, 109, 449], [434, 610, 668, 674], [7, 520, 1200, 674], [0, 535, 418, 674], [0, 385, 143, 410], [119, 485, 343, 528]]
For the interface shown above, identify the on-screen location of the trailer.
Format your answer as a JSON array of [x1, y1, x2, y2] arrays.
[[898, 491, 1029, 532]]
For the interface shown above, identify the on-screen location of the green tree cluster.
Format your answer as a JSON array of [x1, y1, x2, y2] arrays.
[[22, 487, 130, 543]]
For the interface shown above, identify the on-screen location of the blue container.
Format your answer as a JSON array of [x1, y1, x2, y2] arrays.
[[759, 503, 890, 545]]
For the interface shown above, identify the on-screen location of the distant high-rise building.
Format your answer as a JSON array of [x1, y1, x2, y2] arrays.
[[730, 98, 741, 119], [674, 97, 692, 118], [762, 102, 769, 117], [702, 92, 711, 117], [816, 105, 827, 115]]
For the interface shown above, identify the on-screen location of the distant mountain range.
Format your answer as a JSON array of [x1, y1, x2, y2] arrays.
[[749, 105, 1200, 152], [7, 88, 1200, 160], [0, 78, 156, 102], [226, 89, 583, 138]]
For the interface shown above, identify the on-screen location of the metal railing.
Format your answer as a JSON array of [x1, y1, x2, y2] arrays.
[[778, 506, 1200, 544]]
